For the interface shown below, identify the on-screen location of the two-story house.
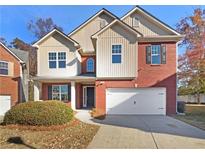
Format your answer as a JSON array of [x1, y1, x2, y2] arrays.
[[0, 42, 29, 115], [32, 6, 183, 115]]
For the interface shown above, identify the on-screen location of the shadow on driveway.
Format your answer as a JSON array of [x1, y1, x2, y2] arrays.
[[91, 115, 205, 140]]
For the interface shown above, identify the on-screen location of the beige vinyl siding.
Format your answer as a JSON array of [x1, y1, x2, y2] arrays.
[[97, 23, 137, 78], [37, 33, 81, 77], [8, 62, 14, 76], [123, 11, 174, 36], [71, 13, 115, 53]]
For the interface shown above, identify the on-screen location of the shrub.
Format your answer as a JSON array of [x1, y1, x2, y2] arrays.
[[3, 100, 73, 126]]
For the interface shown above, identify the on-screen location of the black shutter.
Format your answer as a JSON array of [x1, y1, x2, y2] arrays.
[[161, 45, 166, 64], [48, 85, 52, 100], [68, 85, 71, 101], [146, 46, 151, 64]]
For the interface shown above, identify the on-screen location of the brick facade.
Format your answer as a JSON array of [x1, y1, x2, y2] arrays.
[[0, 45, 21, 106], [95, 42, 177, 115], [81, 55, 96, 74]]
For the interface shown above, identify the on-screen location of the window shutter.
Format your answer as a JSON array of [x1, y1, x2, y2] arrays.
[[48, 85, 52, 100], [146, 46, 151, 64], [68, 85, 71, 101], [161, 45, 166, 64]]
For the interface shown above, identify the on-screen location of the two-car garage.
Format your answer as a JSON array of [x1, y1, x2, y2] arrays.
[[106, 88, 166, 115]]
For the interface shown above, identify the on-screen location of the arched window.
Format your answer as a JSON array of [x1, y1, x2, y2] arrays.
[[86, 58, 94, 72]]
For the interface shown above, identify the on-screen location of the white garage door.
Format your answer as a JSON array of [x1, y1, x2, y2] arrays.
[[106, 88, 166, 115], [0, 95, 11, 116]]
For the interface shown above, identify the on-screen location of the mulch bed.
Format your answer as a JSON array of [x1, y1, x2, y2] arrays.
[[0, 118, 99, 149]]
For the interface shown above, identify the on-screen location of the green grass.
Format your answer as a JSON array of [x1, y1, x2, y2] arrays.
[[174, 104, 205, 130]]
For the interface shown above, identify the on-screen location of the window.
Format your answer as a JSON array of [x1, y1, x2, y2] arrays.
[[151, 45, 161, 64], [112, 45, 122, 64], [86, 58, 94, 72], [0, 61, 8, 75], [52, 85, 70, 101], [48, 52, 66, 68], [58, 52, 66, 68], [100, 19, 106, 28], [133, 17, 140, 27], [49, 52, 57, 68]]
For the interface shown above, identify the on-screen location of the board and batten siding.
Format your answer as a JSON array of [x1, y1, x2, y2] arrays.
[[97, 23, 137, 78], [122, 11, 173, 36], [37, 33, 81, 77], [70, 13, 115, 53]]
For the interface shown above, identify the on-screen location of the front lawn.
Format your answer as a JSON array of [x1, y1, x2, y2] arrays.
[[174, 104, 205, 130], [0, 118, 99, 149]]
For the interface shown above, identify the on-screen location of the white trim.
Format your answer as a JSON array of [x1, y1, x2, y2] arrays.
[[83, 86, 95, 108], [33, 29, 79, 48], [121, 6, 181, 36], [92, 19, 142, 39], [111, 44, 123, 64], [52, 84, 69, 101], [71, 81, 76, 110], [68, 9, 117, 36], [0, 42, 23, 63]]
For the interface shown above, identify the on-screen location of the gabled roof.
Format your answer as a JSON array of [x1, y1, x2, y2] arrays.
[[9, 48, 29, 63], [91, 19, 143, 39], [68, 8, 118, 36], [33, 28, 79, 48], [0, 42, 24, 63], [121, 6, 181, 36]]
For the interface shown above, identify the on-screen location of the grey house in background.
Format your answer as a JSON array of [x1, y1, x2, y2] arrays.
[[9, 48, 29, 102]]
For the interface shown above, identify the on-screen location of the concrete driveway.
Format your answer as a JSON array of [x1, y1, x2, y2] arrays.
[[75, 111, 205, 148]]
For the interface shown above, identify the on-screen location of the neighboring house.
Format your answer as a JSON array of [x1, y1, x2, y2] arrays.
[[32, 6, 183, 115], [0, 42, 29, 115]]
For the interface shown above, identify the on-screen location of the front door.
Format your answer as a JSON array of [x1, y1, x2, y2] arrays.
[[84, 87, 95, 108]]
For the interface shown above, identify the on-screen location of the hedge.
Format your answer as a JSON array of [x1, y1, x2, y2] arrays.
[[3, 100, 73, 126]]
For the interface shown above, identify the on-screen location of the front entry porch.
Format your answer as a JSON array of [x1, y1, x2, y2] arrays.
[[33, 79, 95, 111]]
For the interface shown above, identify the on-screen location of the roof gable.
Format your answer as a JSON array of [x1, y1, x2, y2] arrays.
[[91, 19, 143, 39], [68, 8, 117, 36], [121, 6, 181, 36], [33, 28, 79, 48], [0, 42, 23, 63]]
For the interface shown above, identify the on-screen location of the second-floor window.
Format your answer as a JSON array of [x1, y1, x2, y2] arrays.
[[0, 61, 8, 75], [151, 45, 161, 64], [146, 44, 166, 65], [58, 52, 66, 68], [112, 45, 122, 64], [86, 58, 94, 72], [49, 52, 66, 69]]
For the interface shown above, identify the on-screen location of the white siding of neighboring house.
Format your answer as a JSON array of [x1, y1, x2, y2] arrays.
[[70, 13, 115, 53], [97, 23, 137, 78], [122, 11, 174, 36], [37, 33, 81, 77]]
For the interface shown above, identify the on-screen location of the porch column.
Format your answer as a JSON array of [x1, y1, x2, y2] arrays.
[[71, 81, 76, 110], [34, 81, 41, 101]]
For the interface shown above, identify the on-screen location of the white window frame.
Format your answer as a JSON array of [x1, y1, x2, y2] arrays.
[[86, 58, 94, 72], [48, 51, 66, 69], [48, 52, 57, 69], [111, 44, 123, 64], [151, 45, 161, 64], [0, 60, 9, 76], [133, 16, 140, 27], [58, 52, 67, 69], [52, 85, 69, 101]]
